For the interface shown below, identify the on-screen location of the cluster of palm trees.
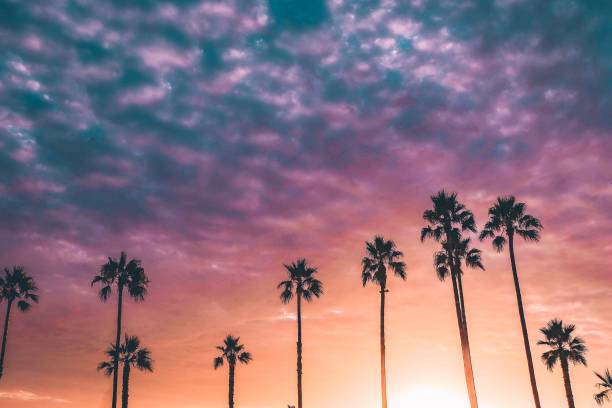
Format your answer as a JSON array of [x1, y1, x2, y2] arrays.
[[272, 191, 608, 408], [0, 190, 610, 408]]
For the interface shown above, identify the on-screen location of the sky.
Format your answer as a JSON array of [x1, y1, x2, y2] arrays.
[[0, 0, 611, 407]]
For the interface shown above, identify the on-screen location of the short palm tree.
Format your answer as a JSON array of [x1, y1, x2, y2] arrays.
[[91, 252, 149, 408], [0, 266, 39, 380], [595, 369, 612, 405], [214, 335, 252, 408], [361, 235, 406, 408], [98, 335, 153, 408], [278, 259, 323, 408], [421, 190, 479, 408], [480, 195, 543, 408], [537, 319, 587, 408]]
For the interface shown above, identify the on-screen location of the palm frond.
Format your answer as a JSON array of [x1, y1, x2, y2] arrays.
[[98, 285, 112, 301], [17, 300, 30, 312], [492, 235, 507, 252], [97, 361, 115, 376], [213, 356, 224, 369], [238, 352, 252, 364]]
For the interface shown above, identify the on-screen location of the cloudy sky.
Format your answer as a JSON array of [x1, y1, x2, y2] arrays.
[[0, 0, 611, 407]]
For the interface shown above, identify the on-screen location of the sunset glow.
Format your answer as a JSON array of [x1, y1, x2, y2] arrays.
[[392, 387, 471, 408], [1, 1, 611, 408]]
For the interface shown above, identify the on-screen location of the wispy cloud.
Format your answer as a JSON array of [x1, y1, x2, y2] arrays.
[[0, 390, 69, 404]]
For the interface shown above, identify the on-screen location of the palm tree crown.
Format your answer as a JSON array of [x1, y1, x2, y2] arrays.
[[537, 319, 587, 371], [0, 266, 39, 380], [421, 190, 476, 244], [98, 335, 153, 375], [479, 195, 542, 249], [434, 238, 484, 281], [595, 369, 612, 405], [278, 259, 323, 304], [214, 335, 252, 369], [0, 267, 39, 311], [91, 252, 149, 301], [361, 236, 406, 288]]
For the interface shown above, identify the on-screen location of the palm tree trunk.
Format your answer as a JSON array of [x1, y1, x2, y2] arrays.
[[455, 269, 478, 405], [0, 300, 13, 381], [450, 271, 478, 408], [508, 233, 541, 408], [121, 362, 130, 408], [112, 284, 124, 408], [560, 357, 576, 408], [297, 293, 303, 408], [229, 363, 235, 408], [456, 269, 477, 375], [380, 285, 387, 408]]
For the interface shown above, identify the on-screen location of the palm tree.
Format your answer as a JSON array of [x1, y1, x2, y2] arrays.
[[434, 238, 485, 280], [421, 190, 479, 408], [0, 266, 39, 380], [92, 252, 149, 408], [98, 335, 153, 408], [595, 369, 612, 405], [361, 235, 406, 408], [480, 195, 543, 408], [278, 259, 323, 408], [214, 335, 252, 408], [537, 319, 587, 408]]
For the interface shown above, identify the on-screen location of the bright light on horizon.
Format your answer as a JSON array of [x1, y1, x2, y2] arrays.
[[390, 387, 480, 408]]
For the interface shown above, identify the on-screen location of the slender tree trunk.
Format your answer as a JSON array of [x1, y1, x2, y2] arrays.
[[0, 300, 13, 381], [297, 293, 303, 408], [445, 232, 478, 408], [456, 268, 468, 328], [450, 271, 478, 408], [121, 363, 130, 408], [456, 269, 477, 376], [455, 269, 478, 404], [380, 285, 387, 408], [508, 233, 542, 408], [228, 363, 235, 408], [112, 284, 124, 408], [560, 357, 576, 408], [444, 217, 478, 408]]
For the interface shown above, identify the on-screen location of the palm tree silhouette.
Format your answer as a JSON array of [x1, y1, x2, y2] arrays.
[[421, 190, 479, 408], [361, 235, 406, 408], [0, 266, 39, 380], [537, 319, 587, 408], [91, 252, 149, 408], [595, 369, 612, 405], [480, 195, 543, 408], [278, 259, 323, 408], [434, 238, 485, 280], [98, 335, 153, 408], [214, 335, 252, 408]]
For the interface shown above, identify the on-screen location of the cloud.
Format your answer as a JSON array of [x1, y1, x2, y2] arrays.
[[0, 390, 69, 404]]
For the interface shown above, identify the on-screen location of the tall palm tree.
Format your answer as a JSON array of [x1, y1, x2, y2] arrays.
[[537, 319, 587, 408], [214, 335, 252, 408], [0, 266, 39, 380], [595, 369, 612, 405], [421, 190, 479, 408], [98, 335, 153, 408], [278, 259, 323, 408], [361, 235, 406, 408], [92, 252, 149, 408], [480, 195, 543, 408]]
